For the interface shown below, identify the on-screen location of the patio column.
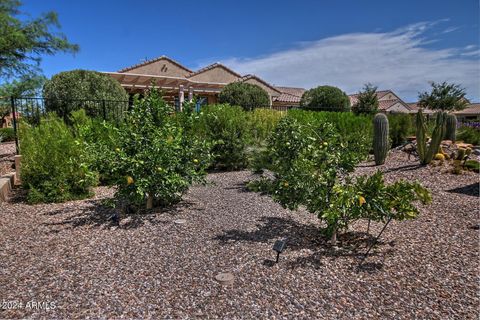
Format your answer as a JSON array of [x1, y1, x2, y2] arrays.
[[179, 85, 185, 112], [188, 86, 194, 102]]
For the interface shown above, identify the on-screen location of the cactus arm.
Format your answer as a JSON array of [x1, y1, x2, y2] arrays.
[[373, 113, 389, 165], [424, 112, 446, 164], [416, 110, 427, 164]]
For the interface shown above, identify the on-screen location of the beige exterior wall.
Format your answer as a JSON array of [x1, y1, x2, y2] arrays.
[[386, 102, 410, 113], [379, 93, 399, 101], [243, 78, 280, 98], [122, 58, 190, 77], [188, 67, 240, 83]]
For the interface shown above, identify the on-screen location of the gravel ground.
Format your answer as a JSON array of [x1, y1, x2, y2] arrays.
[[0, 142, 15, 176], [0, 150, 478, 319]]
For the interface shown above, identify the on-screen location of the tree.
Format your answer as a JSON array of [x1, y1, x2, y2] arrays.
[[352, 83, 379, 115], [0, 0, 79, 78], [300, 85, 350, 112], [418, 82, 468, 112], [218, 82, 270, 111], [43, 70, 128, 120]]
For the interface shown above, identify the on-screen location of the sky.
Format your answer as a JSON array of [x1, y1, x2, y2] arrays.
[[17, 0, 480, 101]]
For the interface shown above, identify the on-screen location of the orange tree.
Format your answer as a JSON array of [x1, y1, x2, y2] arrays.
[[111, 89, 211, 210]]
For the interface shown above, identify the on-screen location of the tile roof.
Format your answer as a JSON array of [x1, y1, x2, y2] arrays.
[[453, 103, 480, 115], [273, 92, 302, 103], [275, 86, 306, 98], [237, 74, 281, 94], [187, 62, 242, 78], [349, 90, 394, 105], [118, 55, 192, 73]]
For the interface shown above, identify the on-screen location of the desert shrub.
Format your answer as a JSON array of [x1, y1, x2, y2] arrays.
[[352, 83, 379, 115], [300, 85, 350, 112], [457, 126, 480, 145], [194, 104, 249, 170], [218, 82, 270, 111], [70, 109, 120, 185], [388, 114, 413, 147], [43, 70, 128, 121], [0, 127, 15, 141], [246, 108, 284, 145], [249, 117, 431, 242], [111, 89, 211, 209], [20, 114, 98, 203], [287, 110, 372, 156]]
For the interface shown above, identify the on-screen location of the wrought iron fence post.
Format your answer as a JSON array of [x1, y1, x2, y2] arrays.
[[11, 96, 20, 155]]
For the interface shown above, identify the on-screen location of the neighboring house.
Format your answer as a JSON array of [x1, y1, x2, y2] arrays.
[[104, 56, 303, 110], [349, 90, 413, 114], [453, 103, 480, 121]]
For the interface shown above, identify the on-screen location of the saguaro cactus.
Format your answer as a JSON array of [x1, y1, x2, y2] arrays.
[[373, 113, 389, 165], [445, 114, 457, 142], [416, 109, 447, 164]]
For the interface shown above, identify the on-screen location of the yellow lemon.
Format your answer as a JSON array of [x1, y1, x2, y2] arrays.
[[157, 167, 163, 173], [115, 148, 121, 153], [323, 142, 328, 146], [193, 159, 199, 164], [358, 196, 366, 206], [283, 181, 289, 187], [126, 176, 134, 185]]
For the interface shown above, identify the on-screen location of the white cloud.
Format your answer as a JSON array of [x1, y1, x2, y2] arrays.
[[217, 21, 480, 102]]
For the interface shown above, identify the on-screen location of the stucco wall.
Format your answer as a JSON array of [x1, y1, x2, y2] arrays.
[[386, 102, 410, 113], [123, 58, 190, 77], [189, 67, 240, 83], [243, 78, 280, 97]]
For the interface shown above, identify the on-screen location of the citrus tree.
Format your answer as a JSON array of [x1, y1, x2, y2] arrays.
[[249, 117, 431, 244], [111, 89, 211, 209]]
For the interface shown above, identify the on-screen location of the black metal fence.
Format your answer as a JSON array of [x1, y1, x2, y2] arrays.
[[5, 97, 130, 154]]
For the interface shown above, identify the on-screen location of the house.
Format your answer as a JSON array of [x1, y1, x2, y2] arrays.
[[349, 90, 414, 114], [1, 112, 20, 128], [104, 56, 303, 110], [453, 103, 480, 121]]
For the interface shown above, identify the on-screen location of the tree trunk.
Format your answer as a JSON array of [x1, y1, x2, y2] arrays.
[[146, 194, 153, 209]]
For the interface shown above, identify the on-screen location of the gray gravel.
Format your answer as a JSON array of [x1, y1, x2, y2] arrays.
[[0, 150, 478, 319]]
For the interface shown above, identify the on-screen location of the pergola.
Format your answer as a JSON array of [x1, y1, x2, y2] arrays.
[[103, 72, 228, 110]]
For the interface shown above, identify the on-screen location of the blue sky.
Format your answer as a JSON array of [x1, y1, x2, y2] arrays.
[[18, 0, 480, 101]]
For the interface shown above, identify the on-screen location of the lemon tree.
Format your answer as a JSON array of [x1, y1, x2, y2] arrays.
[[112, 89, 211, 209]]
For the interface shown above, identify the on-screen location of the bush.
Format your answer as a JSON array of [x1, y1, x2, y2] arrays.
[[300, 85, 350, 112], [193, 104, 249, 170], [457, 126, 480, 145], [249, 117, 431, 242], [287, 110, 372, 156], [246, 108, 284, 145], [388, 114, 413, 147], [352, 83, 379, 115], [70, 109, 120, 185], [111, 89, 211, 209], [43, 70, 128, 121], [20, 114, 98, 203], [0, 127, 15, 142], [218, 82, 270, 111]]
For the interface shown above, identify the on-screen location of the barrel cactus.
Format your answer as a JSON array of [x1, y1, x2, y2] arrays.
[[373, 113, 389, 165], [445, 114, 457, 142]]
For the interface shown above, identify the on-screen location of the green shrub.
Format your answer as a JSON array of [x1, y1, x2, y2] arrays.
[[218, 82, 270, 111], [111, 89, 211, 209], [457, 126, 480, 145], [300, 85, 350, 112], [43, 70, 128, 121], [70, 109, 120, 185], [352, 83, 379, 115], [20, 114, 98, 203], [194, 104, 249, 170], [246, 108, 284, 145], [388, 114, 413, 147], [287, 110, 372, 156], [0, 127, 15, 141], [249, 117, 431, 243]]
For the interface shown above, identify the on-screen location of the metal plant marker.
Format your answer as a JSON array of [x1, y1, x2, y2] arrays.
[[215, 273, 234, 286]]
